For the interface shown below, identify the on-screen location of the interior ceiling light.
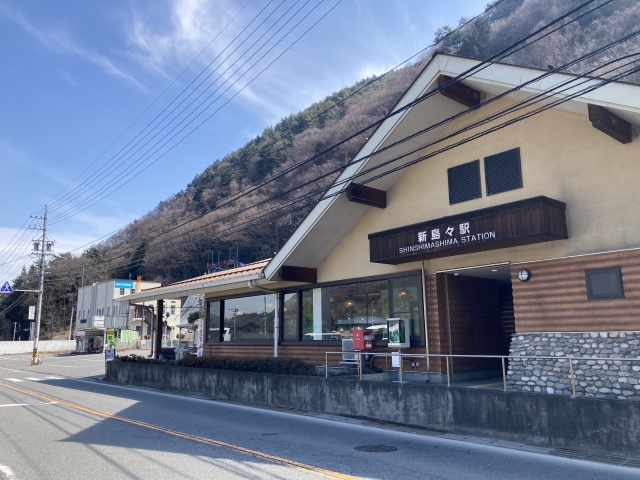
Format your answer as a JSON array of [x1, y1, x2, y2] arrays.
[[491, 269, 498, 272], [344, 299, 355, 307], [397, 289, 408, 297]]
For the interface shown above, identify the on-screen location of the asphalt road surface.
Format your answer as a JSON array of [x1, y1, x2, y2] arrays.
[[0, 353, 637, 480]]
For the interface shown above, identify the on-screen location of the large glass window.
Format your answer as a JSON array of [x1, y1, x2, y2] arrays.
[[283, 293, 298, 341], [224, 294, 275, 342], [300, 275, 422, 344], [207, 301, 221, 343]]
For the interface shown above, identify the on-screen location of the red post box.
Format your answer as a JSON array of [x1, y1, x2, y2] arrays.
[[353, 329, 373, 351]]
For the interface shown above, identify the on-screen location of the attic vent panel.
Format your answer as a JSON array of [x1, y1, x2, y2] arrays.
[[448, 160, 481, 204], [484, 148, 523, 196]]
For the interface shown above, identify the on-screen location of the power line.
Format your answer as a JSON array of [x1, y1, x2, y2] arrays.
[[42, 47, 640, 284], [42, 12, 632, 282], [46, 0, 286, 214], [38, 0, 508, 253], [48, 0, 614, 263], [39, 0, 258, 214], [28, 2, 620, 282], [48, 0, 338, 224]]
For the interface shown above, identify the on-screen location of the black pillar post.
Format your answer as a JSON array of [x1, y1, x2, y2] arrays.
[[155, 300, 163, 359]]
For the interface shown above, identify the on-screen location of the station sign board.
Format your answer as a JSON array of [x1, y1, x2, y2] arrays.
[[368, 196, 568, 264]]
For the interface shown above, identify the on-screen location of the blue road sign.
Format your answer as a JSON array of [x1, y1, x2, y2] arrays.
[[0, 281, 13, 293]]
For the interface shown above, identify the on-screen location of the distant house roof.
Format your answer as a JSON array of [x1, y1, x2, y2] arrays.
[[123, 259, 270, 303]]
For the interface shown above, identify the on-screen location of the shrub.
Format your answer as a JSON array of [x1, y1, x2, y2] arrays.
[[114, 355, 318, 375]]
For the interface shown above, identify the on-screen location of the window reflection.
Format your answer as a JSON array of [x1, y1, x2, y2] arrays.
[[283, 293, 298, 341], [224, 294, 275, 342]]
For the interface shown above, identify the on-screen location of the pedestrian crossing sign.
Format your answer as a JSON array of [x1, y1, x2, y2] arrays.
[[0, 281, 12, 293]]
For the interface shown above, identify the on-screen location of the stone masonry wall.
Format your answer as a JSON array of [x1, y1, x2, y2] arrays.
[[507, 332, 640, 401]]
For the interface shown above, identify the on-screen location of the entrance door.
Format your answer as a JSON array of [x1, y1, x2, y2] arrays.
[[438, 264, 514, 373]]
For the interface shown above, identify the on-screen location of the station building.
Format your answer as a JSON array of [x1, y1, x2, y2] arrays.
[[126, 53, 640, 386]]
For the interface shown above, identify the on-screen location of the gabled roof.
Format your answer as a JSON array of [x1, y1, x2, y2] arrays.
[[264, 53, 640, 280]]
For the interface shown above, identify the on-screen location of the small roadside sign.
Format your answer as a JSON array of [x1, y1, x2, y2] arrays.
[[0, 281, 13, 293], [28, 305, 35, 320]]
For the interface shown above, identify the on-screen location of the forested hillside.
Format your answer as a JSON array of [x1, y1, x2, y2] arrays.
[[2, 0, 640, 339]]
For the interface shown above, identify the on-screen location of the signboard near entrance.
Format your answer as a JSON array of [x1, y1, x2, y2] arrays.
[[105, 329, 116, 361], [368, 196, 568, 265], [114, 280, 135, 289]]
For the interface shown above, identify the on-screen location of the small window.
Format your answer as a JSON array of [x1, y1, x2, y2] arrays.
[[586, 267, 624, 300], [130, 289, 135, 294], [119, 288, 125, 295], [107, 307, 111, 317], [484, 148, 523, 195], [448, 160, 481, 204]]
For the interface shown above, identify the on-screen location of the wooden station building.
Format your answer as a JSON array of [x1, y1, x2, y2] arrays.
[[127, 53, 640, 382]]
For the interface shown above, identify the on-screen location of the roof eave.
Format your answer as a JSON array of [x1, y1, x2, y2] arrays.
[[120, 272, 268, 303]]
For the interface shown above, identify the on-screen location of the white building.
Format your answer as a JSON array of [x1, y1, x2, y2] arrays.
[[74, 279, 182, 352]]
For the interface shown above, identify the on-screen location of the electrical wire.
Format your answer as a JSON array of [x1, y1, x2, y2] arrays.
[[49, 0, 601, 229], [49, 0, 622, 266], [48, 0, 337, 224], [38, 0, 259, 214], [46, 0, 287, 214], [42, 48, 640, 284], [36, 0, 508, 254]]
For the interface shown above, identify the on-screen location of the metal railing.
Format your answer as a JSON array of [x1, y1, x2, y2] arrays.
[[324, 351, 640, 397]]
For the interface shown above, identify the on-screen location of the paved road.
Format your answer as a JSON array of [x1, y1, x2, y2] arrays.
[[0, 353, 637, 480]]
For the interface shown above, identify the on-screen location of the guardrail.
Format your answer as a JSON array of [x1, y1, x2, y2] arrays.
[[325, 351, 640, 397]]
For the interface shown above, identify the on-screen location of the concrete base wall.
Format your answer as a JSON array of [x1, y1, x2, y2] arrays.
[[106, 361, 640, 458], [0, 340, 76, 355]]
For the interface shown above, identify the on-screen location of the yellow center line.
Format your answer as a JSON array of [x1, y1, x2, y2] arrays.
[[0, 381, 358, 480]]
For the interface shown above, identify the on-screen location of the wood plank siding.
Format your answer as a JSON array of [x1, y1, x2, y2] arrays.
[[512, 249, 640, 332]]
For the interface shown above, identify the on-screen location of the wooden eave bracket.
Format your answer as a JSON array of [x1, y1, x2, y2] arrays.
[[588, 104, 632, 144], [346, 183, 387, 208], [280, 265, 317, 283], [437, 75, 481, 108]]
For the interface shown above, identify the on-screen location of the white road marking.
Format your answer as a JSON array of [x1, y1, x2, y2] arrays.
[[0, 402, 57, 408], [0, 463, 18, 479], [4, 379, 23, 383], [24, 378, 42, 382], [45, 376, 63, 379]]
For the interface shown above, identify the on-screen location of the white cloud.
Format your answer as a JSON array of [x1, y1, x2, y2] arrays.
[[124, 0, 238, 79], [61, 71, 80, 87], [0, 5, 146, 91], [0, 139, 69, 187]]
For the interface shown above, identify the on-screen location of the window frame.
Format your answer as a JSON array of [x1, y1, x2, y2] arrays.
[[205, 271, 426, 347], [585, 266, 624, 300]]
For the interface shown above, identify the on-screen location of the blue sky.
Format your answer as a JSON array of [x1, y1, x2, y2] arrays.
[[0, 0, 486, 279]]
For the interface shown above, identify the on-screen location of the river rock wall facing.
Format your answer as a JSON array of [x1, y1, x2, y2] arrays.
[[507, 331, 640, 400]]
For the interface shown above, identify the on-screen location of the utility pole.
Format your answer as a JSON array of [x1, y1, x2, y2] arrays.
[[13, 322, 17, 341], [31, 206, 48, 366], [68, 307, 75, 340]]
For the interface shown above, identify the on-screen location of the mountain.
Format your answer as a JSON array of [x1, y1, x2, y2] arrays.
[[2, 0, 640, 339]]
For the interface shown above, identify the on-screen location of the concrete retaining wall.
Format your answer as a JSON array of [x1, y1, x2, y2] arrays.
[[0, 340, 76, 355], [106, 361, 640, 458]]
